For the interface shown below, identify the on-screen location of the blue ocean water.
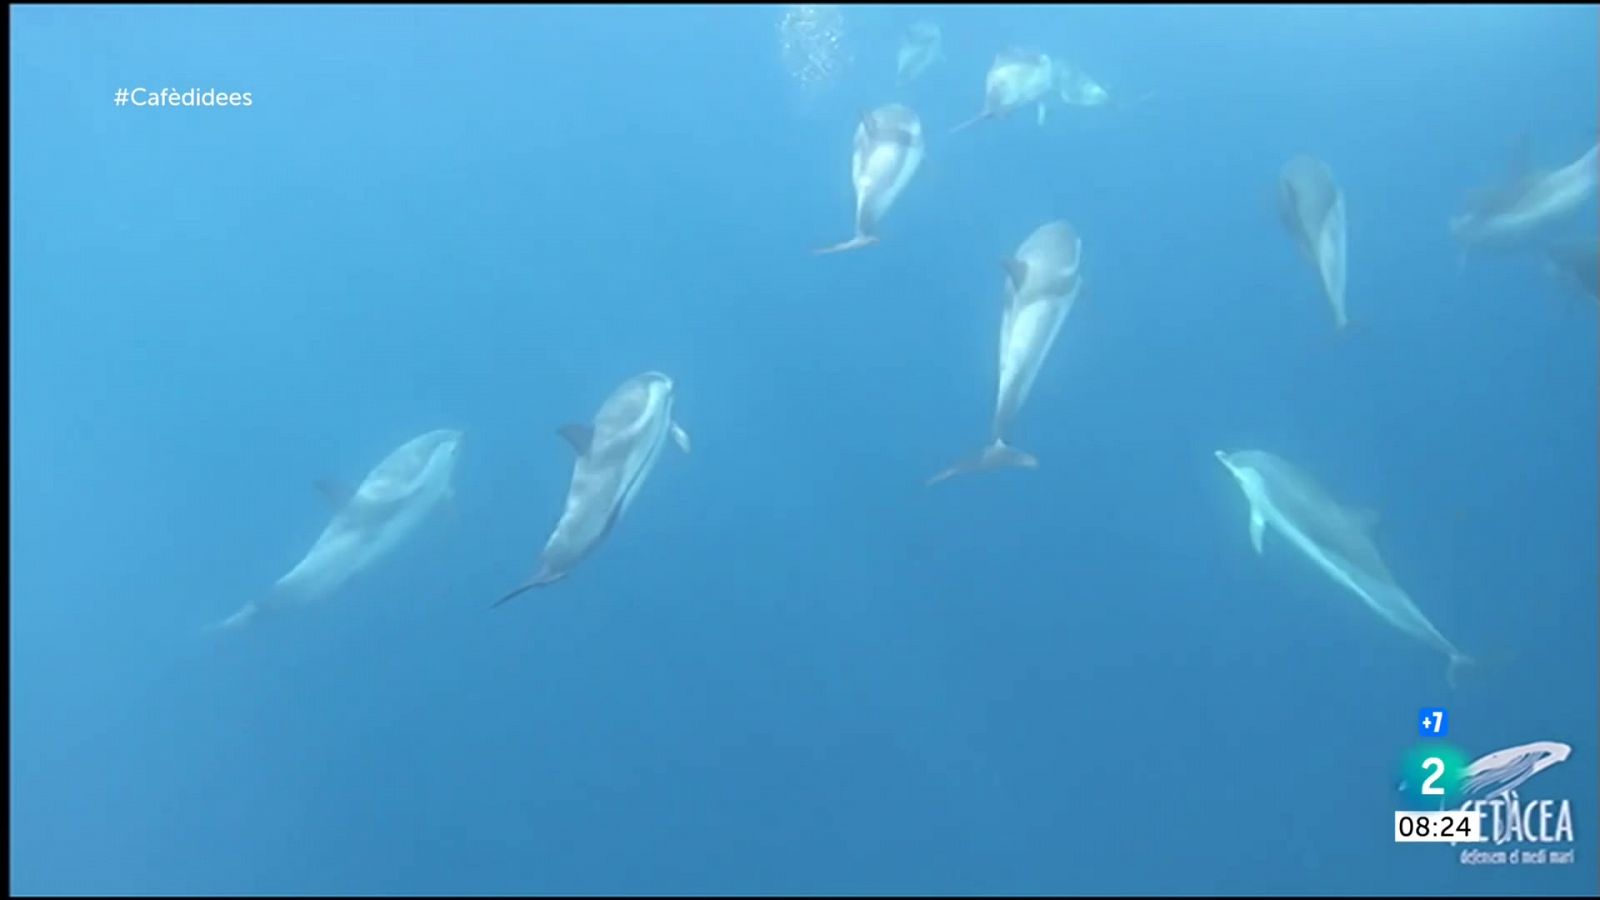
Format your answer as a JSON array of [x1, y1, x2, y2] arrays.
[[10, 4, 1598, 895]]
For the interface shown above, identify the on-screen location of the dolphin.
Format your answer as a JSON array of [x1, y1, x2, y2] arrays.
[[929, 221, 1083, 485], [895, 22, 943, 87], [1451, 143, 1599, 249], [951, 47, 1057, 133], [494, 372, 690, 606], [815, 103, 925, 255], [211, 428, 464, 631], [1054, 63, 1154, 111], [1538, 236, 1599, 304], [1278, 155, 1349, 329], [1213, 449, 1474, 687]]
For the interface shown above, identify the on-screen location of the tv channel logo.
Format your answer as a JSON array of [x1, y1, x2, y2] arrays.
[[1419, 708, 1448, 738]]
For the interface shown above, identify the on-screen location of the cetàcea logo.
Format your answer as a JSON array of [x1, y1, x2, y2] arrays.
[[1455, 741, 1576, 848], [1395, 738, 1579, 865]]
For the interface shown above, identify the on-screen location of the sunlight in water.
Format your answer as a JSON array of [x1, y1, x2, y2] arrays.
[[777, 5, 852, 95]]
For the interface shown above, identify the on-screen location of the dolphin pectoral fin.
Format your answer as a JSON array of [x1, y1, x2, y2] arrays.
[[1001, 257, 1030, 292], [671, 422, 692, 454], [491, 566, 566, 609], [558, 423, 595, 456], [814, 234, 880, 255], [1249, 508, 1266, 554], [314, 479, 353, 509], [1037, 102, 1047, 126]]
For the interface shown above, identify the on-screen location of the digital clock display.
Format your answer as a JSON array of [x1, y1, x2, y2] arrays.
[[1395, 811, 1486, 843]]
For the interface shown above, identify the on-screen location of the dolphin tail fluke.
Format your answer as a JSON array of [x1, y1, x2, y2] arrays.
[[1446, 653, 1476, 689], [1330, 312, 1364, 337], [985, 441, 1039, 473], [491, 567, 566, 609], [813, 234, 880, 255], [926, 439, 1039, 486]]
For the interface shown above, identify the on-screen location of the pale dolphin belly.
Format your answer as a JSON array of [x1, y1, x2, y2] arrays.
[[1314, 195, 1348, 327], [527, 374, 684, 587], [272, 484, 445, 605], [1261, 503, 1462, 660], [857, 141, 922, 234], [1457, 145, 1599, 243], [991, 64, 1053, 112], [994, 295, 1070, 438]]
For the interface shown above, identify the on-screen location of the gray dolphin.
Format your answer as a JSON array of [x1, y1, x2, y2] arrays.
[[1055, 62, 1153, 110], [896, 22, 943, 87], [929, 221, 1083, 485], [1214, 449, 1474, 687], [816, 103, 926, 254], [212, 428, 464, 631], [1278, 155, 1350, 329], [1539, 236, 1599, 304], [494, 372, 689, 605], [1451, 143, 1599, 249], [951, 47, 1057, 133]]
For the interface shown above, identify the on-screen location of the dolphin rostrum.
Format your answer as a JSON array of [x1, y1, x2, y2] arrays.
[[1278, 155, 1350, 329], [951, 47, 1057, 133], [212, 428, 464, 631], [1214, 449, 1474, 686], [896, 22, 943, 87], [494, 372, 690, 606], [929, 221, 1083, 485], [1450, 143, 1599, 250], [815, 103, 925, 255]]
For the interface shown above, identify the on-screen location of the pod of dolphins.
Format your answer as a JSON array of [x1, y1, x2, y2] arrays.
[[211, 22, 1598, 692]]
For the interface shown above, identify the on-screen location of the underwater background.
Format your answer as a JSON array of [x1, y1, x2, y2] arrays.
[[10, 5, 1598, 895]]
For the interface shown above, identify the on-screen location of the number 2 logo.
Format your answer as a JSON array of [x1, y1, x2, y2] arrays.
[[1420, 757, 1446, 796]]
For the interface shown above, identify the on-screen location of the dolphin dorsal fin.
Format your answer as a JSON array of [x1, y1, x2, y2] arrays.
[[314, 479, 353, 509], [1001, 257, 1030, 292], [558, 423, 595, 456]]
